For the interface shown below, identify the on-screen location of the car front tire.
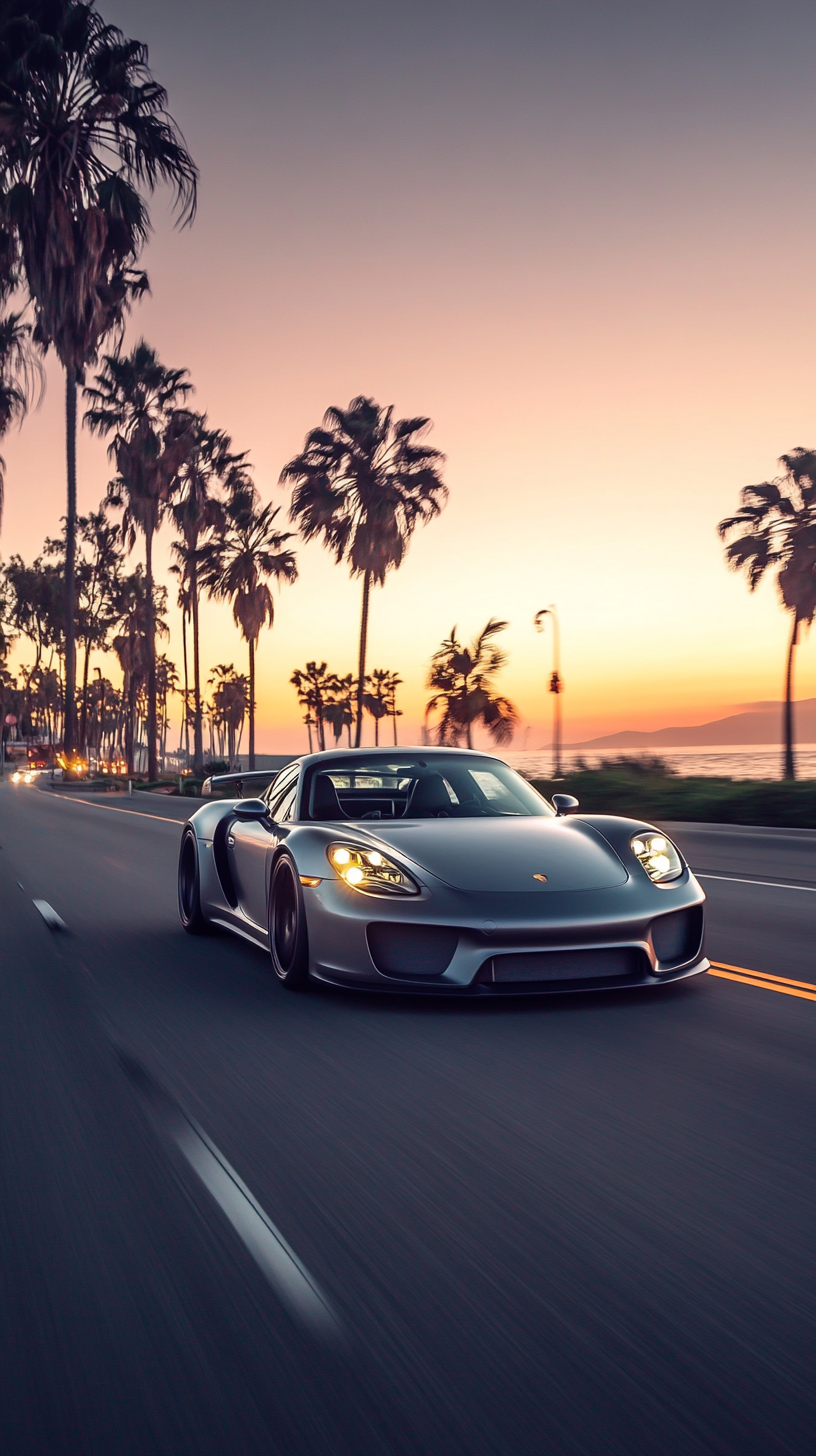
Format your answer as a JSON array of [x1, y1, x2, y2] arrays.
[[269, 852, 310, 990], [178, 828, 209, 934]]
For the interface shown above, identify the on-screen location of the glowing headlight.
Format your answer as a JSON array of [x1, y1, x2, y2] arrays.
[[11, 771, 21, 783], [327, 843, 419, 896], [630, 833, 683, 883]]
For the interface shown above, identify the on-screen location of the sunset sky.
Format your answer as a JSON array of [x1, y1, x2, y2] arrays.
[[3, 0, 816, 750]]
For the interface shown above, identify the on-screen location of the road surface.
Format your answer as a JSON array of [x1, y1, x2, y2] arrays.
[[1, 784, 814, 1455]]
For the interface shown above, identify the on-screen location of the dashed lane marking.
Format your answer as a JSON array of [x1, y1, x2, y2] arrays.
[[119, 1054, 341, 1343], [32, 899, 67, 931]]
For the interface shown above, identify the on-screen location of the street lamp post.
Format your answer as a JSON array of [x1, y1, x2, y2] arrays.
[[534, 606, 563, 778]]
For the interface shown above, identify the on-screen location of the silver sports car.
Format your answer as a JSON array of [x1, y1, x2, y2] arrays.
[[178, 747, 707, 994]]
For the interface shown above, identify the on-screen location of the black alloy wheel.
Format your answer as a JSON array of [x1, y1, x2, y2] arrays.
[[269, 853, 310, 989], [178, 829, 208, 934]]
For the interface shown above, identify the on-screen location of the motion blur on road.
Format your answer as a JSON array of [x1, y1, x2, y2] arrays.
[[1, 780, 814, 1455]]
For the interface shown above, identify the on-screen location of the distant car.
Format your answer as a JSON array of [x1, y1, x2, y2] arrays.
[[178, 748, 707, 994]]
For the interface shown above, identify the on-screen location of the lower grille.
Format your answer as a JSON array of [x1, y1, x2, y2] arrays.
[[488, 947, 645, 984], [367, 923, 459, 978]]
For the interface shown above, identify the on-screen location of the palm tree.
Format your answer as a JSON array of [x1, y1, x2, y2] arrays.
[[0, 0, 197, 752], [363, 668, 401, 747], [75, 510, 123, 754], [155, 654, 178, 772], [207, 664, 248, 766], [168, 412, 249, 775], [426, 618, 519, 749], [204, 499, 297, 769], [84, 341, 192, 779], [281, 396, 447, 746], [718, 449, 816, 779], [291, 662, 330, 751], [0, 309, 41, 530], [111, 567, 157, 776], [324, 672, 355, 747]]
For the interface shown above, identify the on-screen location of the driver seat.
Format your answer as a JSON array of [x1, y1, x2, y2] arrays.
[[310, 774, 348, 820], [407, 773, 453, 817]]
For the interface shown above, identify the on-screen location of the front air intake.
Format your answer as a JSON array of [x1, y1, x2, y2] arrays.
[[650, 905, 704, 966], [367, 923, 459, 978]]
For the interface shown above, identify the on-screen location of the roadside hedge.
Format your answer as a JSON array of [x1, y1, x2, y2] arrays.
[[529, 765, 816, 829]]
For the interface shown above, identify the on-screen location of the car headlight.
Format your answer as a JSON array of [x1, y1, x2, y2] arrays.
[[327, 843, 420, 896], [11, 771, 21, 783], [630, 833, 683, 883]]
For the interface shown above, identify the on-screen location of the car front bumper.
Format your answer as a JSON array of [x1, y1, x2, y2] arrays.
[[304, 871, 707, 994]]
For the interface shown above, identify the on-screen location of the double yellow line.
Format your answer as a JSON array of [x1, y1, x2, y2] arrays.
[[708, 961, 816, 1002]]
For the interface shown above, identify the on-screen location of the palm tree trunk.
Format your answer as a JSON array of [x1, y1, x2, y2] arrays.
[[79, 639, 91, 756], [191, 560, 204, 776], [145, 526, 158, 780], [180, 607, 189, 756], [464, 675, 473, 749], [783, 613, 799, 780], [63, 367, 78, 757], [125, 672, 134, 777], [248, 637, 255, 770], [355, 570, 372, 748]]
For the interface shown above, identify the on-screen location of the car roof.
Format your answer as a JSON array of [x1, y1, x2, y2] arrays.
[[297, 746, 509, 769]]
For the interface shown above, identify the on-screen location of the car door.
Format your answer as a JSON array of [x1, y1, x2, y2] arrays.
[[227, 771, 298, 928]]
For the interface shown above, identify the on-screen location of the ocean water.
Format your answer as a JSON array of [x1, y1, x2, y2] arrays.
[[504, 744, 816, 782]]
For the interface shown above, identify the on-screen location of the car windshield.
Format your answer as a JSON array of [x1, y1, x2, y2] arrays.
[[303, 754, 554, 820]]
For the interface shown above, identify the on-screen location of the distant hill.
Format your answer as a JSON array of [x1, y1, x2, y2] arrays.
[[569, 699, 816, 748]]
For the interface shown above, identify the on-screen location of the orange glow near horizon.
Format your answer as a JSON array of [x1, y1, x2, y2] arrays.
[[1, 0, 815, 752]]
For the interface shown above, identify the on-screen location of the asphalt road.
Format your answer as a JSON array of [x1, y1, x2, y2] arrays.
[[1, 784, 814, 1456]]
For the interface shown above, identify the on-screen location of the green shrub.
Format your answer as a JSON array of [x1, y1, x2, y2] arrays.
[[529, 767, 816, 828]]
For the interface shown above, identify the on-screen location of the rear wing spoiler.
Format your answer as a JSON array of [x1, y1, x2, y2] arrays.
[[202, 769, 281, 799]]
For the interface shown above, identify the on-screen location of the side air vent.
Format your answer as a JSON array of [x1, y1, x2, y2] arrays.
[[367, 923, 459, 978], [651, 905, 703, 966], [212, 817, 239, 908]]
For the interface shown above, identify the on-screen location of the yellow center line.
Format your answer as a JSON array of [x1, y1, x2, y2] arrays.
[[709, 960, 816, 991], [46, 795, 184, 826], [708, 965, 816, 1002]]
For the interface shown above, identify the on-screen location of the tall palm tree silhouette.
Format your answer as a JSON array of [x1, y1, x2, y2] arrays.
[[426, 619, 519, 749], [204, 499, 297, 769], [719, 449, 816, 780], [281, 397, 446, 746], [75, 509, 123, 754], [169, 414, 249, 775], [0, 0, 197, 752], [0, 309, 41, 531], [364, 668, 402, 746], [84, 341, 192, 779], [291, 661, 337, 751]]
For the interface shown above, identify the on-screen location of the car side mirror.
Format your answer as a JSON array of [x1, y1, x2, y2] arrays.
[[552, 793, 579, 816], [233, 798, 269, 821]]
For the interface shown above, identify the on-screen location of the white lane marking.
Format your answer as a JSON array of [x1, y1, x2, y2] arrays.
[[48, 796, 183, 826], [697, 873, 816, 893], [32, 899, 68, 931], [119, 1052, 339, 1339], [169, 1112, 340, 1341]]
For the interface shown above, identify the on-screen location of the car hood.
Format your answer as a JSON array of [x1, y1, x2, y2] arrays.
[[366, 817, 628, 893]]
